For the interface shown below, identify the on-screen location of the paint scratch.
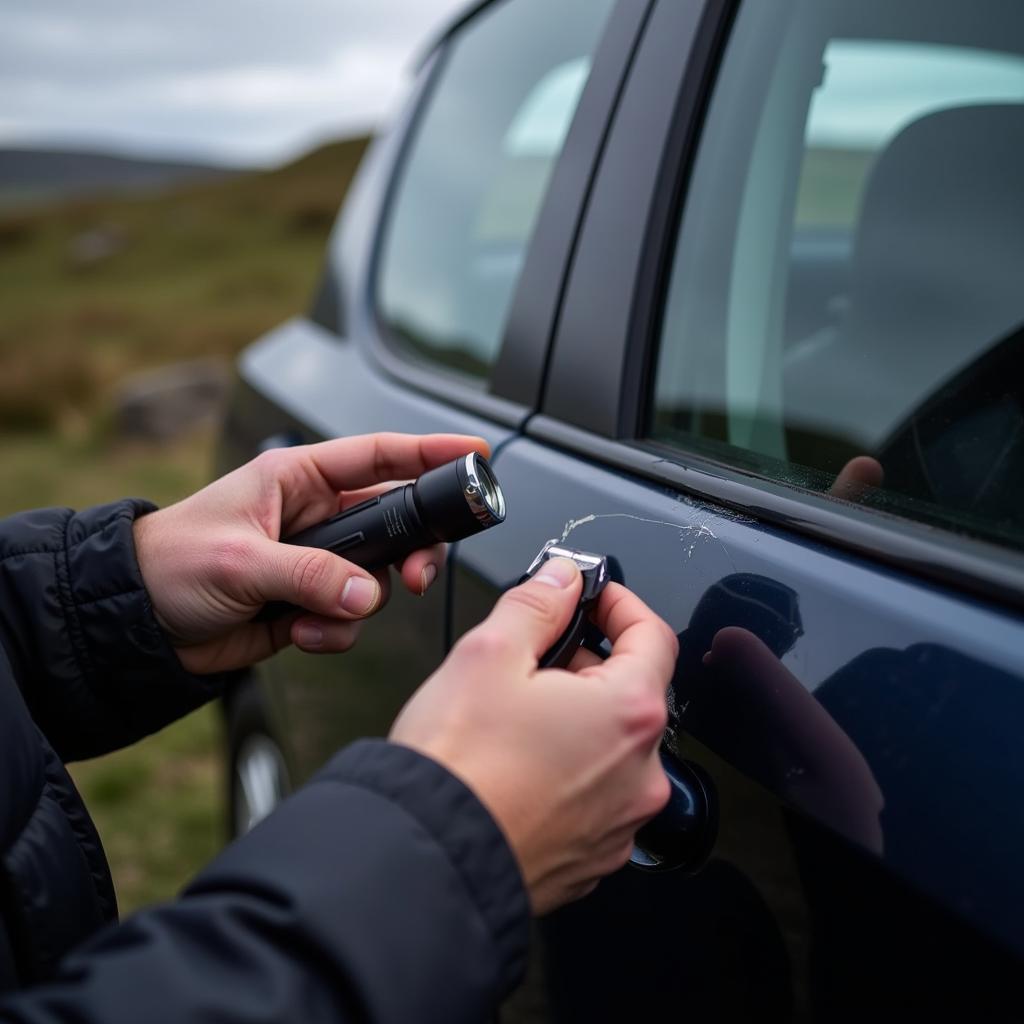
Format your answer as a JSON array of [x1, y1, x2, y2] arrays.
[[554, 510, 736, 570]]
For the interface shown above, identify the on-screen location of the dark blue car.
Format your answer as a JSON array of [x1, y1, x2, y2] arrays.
[[218, 0, 1024, 1017]]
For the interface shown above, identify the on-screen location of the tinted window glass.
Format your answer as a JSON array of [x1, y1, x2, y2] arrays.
[[378, 0, 614, 381], [651, 0, 1024, 551]]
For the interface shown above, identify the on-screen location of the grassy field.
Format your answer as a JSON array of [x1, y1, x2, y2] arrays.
[[0, 136, 367, 913], [0, 137, 367, 431]]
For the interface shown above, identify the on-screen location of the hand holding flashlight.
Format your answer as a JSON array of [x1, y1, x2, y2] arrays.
[[132, 433, 493, 674], [253, 451, 505, 622]]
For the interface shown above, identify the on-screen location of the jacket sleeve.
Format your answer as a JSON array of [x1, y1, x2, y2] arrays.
[[0, 500, 226, 762], [0, 740, 532, 1024]]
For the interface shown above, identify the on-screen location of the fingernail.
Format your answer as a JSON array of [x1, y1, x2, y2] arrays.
[[535, 557, 579, 588], [340, 576, 379, 615], [296, 625, 323, 649], [420, 564, 438, 596]]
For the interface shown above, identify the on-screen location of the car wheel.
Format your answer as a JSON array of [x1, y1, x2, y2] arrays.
[[226, 683, 291, 838]]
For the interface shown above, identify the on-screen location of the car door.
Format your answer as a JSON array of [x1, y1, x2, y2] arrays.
[[453, 0, 1024, 1019], [217, 1, 652, 782]]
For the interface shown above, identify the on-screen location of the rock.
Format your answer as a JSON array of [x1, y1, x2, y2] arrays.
[[113, 360, 230, 442], [67, 223, 126, 270]]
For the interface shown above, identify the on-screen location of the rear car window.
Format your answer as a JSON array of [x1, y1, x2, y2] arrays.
[[650, 0, 1024, 553], [377, 0, 614, 383]]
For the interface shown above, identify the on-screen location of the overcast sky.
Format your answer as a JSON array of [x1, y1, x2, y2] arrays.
[[0, 0, 472, 167]]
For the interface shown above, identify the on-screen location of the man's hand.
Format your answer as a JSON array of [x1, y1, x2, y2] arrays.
[[390, 559, 676, 915], [133, 433, 488, 674]]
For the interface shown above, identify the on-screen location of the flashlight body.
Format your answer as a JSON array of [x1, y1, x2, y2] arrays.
[[286, 484, 433, 572], [253, 452, 504, 621]]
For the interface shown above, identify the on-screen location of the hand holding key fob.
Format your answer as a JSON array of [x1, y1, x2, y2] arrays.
[[520, 541, 611, 668]]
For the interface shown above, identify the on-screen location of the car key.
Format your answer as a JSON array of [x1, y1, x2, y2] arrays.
[[520, 541, 610, 668]]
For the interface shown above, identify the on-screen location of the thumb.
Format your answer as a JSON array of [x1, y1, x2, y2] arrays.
[[253, 537, 382, 619], [477, 557, 583, 664]]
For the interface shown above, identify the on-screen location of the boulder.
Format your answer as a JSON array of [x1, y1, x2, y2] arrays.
[[113, 359, 230, 442]]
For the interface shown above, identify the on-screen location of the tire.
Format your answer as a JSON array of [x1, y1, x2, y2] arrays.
[[225, 681, 291, 839]]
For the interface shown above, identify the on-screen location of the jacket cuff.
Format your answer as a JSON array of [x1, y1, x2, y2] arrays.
[[321, 739, 531, 998], [65, 500, 231, 745], [0, 499, 232, 761]]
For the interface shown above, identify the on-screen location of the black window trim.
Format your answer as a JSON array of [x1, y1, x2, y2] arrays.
[[495, 0, 657, 408], [357, 0, 653, 430], [537, 0, 1024, 609], [540, 0, 733, 434]]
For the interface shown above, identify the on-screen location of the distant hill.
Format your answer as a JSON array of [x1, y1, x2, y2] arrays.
[[0, 147, 240, 206]]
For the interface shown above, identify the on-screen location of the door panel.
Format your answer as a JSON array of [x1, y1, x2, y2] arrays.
[[221, 318, 515, 779], [454, 435, 1024, 1020]]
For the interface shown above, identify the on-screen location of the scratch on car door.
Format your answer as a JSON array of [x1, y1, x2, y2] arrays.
[[554, 510, 738, 570]]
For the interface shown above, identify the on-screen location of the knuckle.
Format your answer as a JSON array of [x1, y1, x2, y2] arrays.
[[252, 447, 293, 480], [574, 879, 601, 903], [503, 583, 560, 621], [619, 684, 669, 740], [615, 839, 636, 871], [291, 550, 334, 605], [641, 772, 672, 819], [662, 622, 681, 659], [596, 842, 633, 878], [455, 625, 515, 665], [651, 693, 670, 733], [372, 435, 399, 481]]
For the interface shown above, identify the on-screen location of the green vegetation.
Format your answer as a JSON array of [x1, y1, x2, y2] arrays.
[[0, 137, 368, 431], [0, 429, 215, 518], [0, 136, 368, 913]]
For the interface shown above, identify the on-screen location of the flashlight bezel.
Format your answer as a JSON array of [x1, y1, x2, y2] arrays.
[[461, 452, 506, 527]]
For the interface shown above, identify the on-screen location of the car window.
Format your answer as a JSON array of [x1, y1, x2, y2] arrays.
[[650, 0, 1024, 552], [377, 0, 614, 383]]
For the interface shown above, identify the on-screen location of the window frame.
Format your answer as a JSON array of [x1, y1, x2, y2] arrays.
[[533, 0, 1024, 610], [355, 0, 654, 426]]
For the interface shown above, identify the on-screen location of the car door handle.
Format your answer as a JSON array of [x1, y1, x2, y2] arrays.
[[631, 753, 717, 874]]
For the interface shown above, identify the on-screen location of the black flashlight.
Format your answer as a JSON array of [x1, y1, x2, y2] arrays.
[[255, 452, 506, 619]]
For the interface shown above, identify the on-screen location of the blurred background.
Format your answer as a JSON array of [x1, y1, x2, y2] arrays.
[[0, 0, 468, 912]]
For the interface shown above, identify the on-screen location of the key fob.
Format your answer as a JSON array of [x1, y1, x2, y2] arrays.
[[519, 541, 610, 669]]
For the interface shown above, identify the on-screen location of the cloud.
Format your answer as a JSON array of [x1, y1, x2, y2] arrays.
[[0, 0, 471, 164]]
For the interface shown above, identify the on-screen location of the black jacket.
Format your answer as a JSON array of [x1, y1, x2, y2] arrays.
[[0, 501, 529, 1022]]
